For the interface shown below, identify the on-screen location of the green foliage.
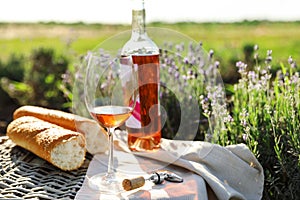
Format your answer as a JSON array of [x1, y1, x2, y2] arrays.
[[28, 48, 70, 108], [0, 54, 25, 82], [0, 48, 70, 110], [0, 54, 26, 107]]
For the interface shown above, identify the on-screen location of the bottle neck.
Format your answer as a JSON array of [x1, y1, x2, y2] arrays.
[[132, 9, 146, 35], [131, 0, 146, 38]]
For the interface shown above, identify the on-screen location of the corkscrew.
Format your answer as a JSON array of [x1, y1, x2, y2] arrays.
[[122, 170, 183, 191]]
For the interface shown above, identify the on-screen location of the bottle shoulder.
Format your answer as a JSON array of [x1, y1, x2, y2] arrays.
[[121, 34, 159, 56]]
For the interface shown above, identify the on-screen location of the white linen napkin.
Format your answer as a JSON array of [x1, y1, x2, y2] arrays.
[[75, 131, 264, 200]]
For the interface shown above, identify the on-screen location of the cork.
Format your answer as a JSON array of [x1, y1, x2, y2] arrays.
[[122, 176, 146, 191]]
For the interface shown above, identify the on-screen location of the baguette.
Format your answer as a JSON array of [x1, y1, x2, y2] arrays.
[[13, 105, 108, 154], [7, 116, 86, 171]]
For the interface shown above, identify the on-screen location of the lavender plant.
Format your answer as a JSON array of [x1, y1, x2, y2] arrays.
[[206, 45, 300, 199]]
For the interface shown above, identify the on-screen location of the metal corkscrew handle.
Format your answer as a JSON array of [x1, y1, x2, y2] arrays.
[[147, 172, 165, 184], [148, 170, 183, 184], [122, 170, 183, 191]]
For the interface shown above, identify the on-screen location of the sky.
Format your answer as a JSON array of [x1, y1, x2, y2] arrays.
[[1, 0, 300, 24]]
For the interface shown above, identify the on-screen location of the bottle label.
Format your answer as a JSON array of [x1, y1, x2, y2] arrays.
[[127, 96, 141, 128]]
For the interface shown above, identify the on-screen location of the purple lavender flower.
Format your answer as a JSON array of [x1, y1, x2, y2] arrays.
[[183, 57, 189, 65], [168, 67, 173, 74], [265, 50, 273, 67], [242, 133, 248, 142], [288, 56, 297, 69], [209, 49, 214, 60], [214, 61, 220, 69], [174, 71, 180, 79], [236, 61, 247, 75]]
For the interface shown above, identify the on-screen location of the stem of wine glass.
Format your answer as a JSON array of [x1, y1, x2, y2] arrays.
[[107, 127, 115, 176]]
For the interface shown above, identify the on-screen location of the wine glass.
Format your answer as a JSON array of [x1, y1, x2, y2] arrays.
[[84, 52, 137, 194]]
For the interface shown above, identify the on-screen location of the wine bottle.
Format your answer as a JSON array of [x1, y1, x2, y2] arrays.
[[121, 0, 161, 152]]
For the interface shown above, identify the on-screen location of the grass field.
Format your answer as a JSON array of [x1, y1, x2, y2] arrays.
[[1, 21, 300, 77]]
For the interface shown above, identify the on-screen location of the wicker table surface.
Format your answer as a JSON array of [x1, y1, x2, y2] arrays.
[[0, 135, 92, 199]]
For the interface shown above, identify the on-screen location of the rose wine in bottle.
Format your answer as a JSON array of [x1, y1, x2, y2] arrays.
[[121, 0, 161, 152]]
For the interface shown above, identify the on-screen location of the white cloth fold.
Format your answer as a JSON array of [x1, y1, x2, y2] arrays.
[[75, 132, 264, 200]]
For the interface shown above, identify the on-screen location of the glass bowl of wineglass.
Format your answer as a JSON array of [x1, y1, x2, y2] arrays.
[[84, 52, 138, 194]]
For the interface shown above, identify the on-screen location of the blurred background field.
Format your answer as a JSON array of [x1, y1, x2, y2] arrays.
[[1, 21, 300, 62], [1, 21, 300, 81]]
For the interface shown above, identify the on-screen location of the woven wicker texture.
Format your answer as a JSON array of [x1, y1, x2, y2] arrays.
[[0, 136, 91, 199]]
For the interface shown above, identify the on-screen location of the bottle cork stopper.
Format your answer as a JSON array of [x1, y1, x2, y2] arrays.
[[122, 176, 146, 191]]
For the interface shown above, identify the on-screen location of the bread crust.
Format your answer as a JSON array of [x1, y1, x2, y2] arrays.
[[7, 116, 86, 170], [13, 105, 108, 154], [13, 105, 78, 131]]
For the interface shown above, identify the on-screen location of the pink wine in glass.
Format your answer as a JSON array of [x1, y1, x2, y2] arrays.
[[90, 106, 133, 129]]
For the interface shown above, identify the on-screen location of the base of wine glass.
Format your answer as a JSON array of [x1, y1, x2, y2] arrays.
[[88, 172, 124, 194]]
